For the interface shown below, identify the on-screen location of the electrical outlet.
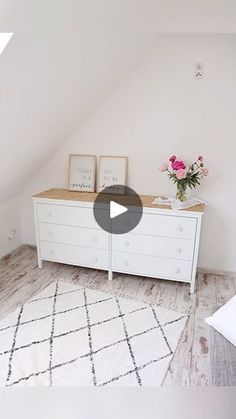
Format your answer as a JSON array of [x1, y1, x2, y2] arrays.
[[195, 62, 204, 79], [8, 229, 16, 240]]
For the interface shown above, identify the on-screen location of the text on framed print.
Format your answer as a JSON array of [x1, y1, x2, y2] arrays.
[[68, 154, 96, 192]]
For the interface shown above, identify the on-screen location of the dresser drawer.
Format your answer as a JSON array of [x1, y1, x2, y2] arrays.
[[39, 223, 108, 249], [40, 242, 108, 270], [112, 234, 194, 261], [112, 252, 192, 282], [112, 212, 196, 239], [37, 203, 107, 229]]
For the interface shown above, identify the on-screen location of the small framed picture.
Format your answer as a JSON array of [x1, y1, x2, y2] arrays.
[[68, 154, 96, 192], [97, 156, 128, 194]]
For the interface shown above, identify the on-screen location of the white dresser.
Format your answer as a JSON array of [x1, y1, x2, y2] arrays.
[[33, 189, 204, 293]]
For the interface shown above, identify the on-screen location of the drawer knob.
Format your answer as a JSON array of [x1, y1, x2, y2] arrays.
[[176, 247, 182, 254], [177, 225, 184, 232], [124, 241, 130, 247], [48, 230, 54, 237], [175, 268, 180, 274], [92, 237, 98, 243], [123, 260, 129, 267], [47, 211, 52, 217], [49, 249, 54, 256], [92, 257, 98, 263]]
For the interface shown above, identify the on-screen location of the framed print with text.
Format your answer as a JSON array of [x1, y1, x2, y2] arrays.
[[97, 156, 128, 194], [68, 154, 96, 192]]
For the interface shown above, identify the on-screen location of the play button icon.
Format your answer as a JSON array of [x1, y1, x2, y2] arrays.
[[93, 185, 143, 234], [110, 201, 128, 219]]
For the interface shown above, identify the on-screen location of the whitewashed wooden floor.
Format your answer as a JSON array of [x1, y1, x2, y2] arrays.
[[0, 245, 236, 386]]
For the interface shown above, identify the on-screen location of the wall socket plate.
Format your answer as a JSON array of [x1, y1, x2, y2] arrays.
[[195, 62, 204, 79], [8, 229, 16, 240]]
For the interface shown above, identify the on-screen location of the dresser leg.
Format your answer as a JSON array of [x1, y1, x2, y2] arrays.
[[38, 259, 43, 269], [108, 270, 113, 281], [190, 278, 196, 294]]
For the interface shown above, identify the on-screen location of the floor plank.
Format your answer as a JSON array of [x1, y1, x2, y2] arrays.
[[190, 273, 217, 385], [163, 293, 196, 386], [211, 274, 236, 385]]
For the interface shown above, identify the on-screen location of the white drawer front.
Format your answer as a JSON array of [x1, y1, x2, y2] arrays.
[[39, 223, 108, 249], [37, 203, 106, 229], [112, 212, 196, 239], [112, 234, 194, 261], [40, 242, 108, 270], [112, 252, 192, 282]]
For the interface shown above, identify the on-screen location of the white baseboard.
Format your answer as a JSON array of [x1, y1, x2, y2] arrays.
[[198, 267, 236, 278]]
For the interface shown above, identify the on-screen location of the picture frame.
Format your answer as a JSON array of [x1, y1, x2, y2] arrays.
[[68, 154, 96, 192], [97, 155, 128, 194]]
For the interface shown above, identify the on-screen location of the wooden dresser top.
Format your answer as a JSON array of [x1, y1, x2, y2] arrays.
[[33, 188, 205, 213]]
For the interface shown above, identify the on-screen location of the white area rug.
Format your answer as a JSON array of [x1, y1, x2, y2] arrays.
[[0, 281, 187, 386]]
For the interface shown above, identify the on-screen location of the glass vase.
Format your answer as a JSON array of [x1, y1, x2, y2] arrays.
[[176, 182, 188, 202]]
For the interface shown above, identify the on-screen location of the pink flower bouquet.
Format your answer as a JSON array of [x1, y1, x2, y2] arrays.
[[159, 155, 208, 202]]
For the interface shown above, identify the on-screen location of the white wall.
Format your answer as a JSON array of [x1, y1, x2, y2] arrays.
[[21, 35, 236, 272], [0, 197, 22, 259]]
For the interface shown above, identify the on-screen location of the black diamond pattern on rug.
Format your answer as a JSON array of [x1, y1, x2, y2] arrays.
[[0, 281, 187, 386]]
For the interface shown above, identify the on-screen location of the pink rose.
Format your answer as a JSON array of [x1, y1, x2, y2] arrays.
[[198, 155, 203, 162], [169, 155, 176, 162], [176, 169, 187, 180], [159, 163, 168, 172], [171, 160, 186, 171], [201, 167, 209, 176]]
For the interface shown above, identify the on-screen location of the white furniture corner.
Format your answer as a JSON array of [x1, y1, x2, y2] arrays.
[[33, 189, 204, 293]]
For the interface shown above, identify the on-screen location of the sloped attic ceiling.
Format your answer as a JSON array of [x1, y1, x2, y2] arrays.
[[0, 31, 156, 203], [0, 1, 158, 203]]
